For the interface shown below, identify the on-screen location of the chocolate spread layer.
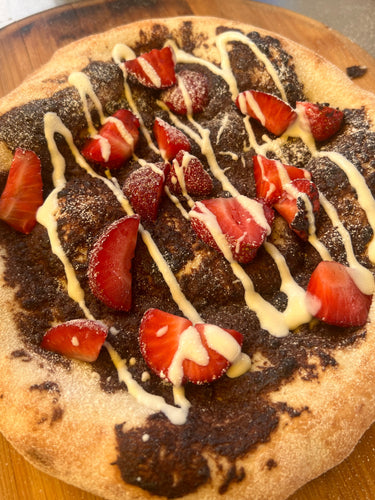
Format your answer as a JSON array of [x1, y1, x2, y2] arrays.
[[0, 22, 374, 498]]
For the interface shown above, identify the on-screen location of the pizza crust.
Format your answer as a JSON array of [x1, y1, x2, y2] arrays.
[[0, 16, 375, 500]]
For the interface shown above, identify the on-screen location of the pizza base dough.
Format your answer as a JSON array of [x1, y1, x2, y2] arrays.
[[0, 16, 375, 500]]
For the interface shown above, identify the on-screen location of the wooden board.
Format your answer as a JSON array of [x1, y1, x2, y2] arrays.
[[0, 1, 375, 499]]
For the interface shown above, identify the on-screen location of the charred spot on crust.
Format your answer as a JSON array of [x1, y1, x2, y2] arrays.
[[266, 458, 278, 470], [29, 381, 60, 394], [10, 349, 33, 362]]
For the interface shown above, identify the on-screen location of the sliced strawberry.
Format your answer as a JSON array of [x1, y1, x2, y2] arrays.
[[252, 154, 311, 204], [189, 196, 274, 264], [153, 117, 191, 161], [236, 90, 297, 136], [306, 261, 372, 327], [41, 319, 108, 362], [88, 215, 140, 311], [184, 323, 243, 384], [139, 308, 243, 385], [81, 109, 140, 169], [124, 46, 176, 89], [166, 150, 213, 196], [296, 101, 344, 141], [0, 148, 43, 234], [160, 69, 209, 115], [123, 162, 168, 222], [273, 178, 320, 240]]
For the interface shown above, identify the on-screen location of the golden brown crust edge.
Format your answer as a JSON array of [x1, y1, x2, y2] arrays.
[[0, 16, 375, 500]]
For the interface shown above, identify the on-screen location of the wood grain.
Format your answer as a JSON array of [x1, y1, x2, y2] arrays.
[[0, 1, 375, 499]]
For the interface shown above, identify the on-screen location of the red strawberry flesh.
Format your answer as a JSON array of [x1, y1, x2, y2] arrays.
[[153, 118, 191, 161], [88, 215, 140, 311], [183, 323, 243, 384], [190, 196, 273, 264], [124, 47, 176, 89], [306, 261, 372, 327], [273, 178, 320, 240], [139, 308, 243, 385], [123, 162, 168, 221], [167, 150, 213, 196], [296, 101, 344, 141], [252, 154, 311, 204], [236, 90, 297, 136], [41, 319, 108, 362], [81, 109, 140, 169], [0, 148, 43, 234], [161, 69, 209, 115]]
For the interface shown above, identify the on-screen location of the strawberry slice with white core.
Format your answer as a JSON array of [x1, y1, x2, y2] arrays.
[[88, 215, 140, 311], [0, 148, 43, 234], [296, 101, 344, 141], [236, 90, 297, 136], [273, 178, 320, 240], [189, 196, 274, 264], [161, 69, 209, 115], [252, 154, 311, 204], [81, 109, 140, 169], [139, 308, 243, 386], [306, 261, 373, 327], [153, 117, 191, 161], [124, 47, 176, 89], [41, 319, 108, 362], [123, 162, 168, 221], [166, 150, 213, 196]]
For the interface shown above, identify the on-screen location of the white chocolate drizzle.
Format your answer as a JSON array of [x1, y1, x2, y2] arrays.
[[318, 150, 375, 262], [106, 342, 190, 425], [190, 201, 289, 337], [35, 29, 375, 426], [68, 71, 106, 135]]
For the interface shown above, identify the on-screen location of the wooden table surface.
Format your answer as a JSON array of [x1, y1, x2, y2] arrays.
[[0, 0, 375, 499]]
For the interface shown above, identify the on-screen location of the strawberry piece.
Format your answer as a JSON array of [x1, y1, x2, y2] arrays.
[[139, 308, 243, 385], [123, 162, 169, 222], [124, 47, 176, 89], [189, 196, 274, 264], [160, 69, 209, 115], [273, 178, 320, 240], [0, 148, 43, 234], [166, 150, 213, 196], [88, 215, 140, 311], [306, 261, 372, 327], [153, 117, 191, 161], [41, 319, 108, 362], [296, 101, 344, 141], [81, 109, 140, 169], [252, 155, 311, 204], [236, 90, 297, 136], [185, 323, 243, 384]]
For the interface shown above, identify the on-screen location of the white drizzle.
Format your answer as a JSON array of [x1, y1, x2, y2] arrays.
[[137, 57, 162, 87], [106, 342, 190, 425], [112, 44, 160, 155], [166, 31, 286, 101], [190, 202, 289, 337], [318, 150, 375, 262], [264, 242, 312, 328], [68, 72, 106, 135], [39, 112, 203, 327], [319, 193, 375, 294], [35, 28, 375, 426]]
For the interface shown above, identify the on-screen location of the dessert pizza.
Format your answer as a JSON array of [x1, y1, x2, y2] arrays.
[[0, 15, 375, 500]]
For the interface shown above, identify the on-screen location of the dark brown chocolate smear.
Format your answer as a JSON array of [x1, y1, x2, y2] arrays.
[[0, 23, 374, 497]]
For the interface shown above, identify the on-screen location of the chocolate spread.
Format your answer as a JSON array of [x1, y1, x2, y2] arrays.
[[0, 22, 374, 498]]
